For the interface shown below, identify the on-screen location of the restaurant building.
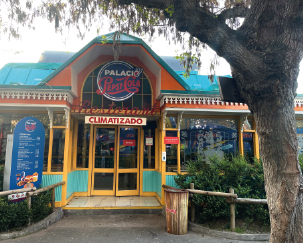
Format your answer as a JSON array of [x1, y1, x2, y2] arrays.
[[1, 32, 303, 207]]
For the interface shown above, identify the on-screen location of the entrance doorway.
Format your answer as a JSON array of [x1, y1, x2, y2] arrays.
[[91, 126, 140, 196]]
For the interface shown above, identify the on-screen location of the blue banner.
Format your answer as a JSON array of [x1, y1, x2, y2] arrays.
[[9, 117, 45, 190]]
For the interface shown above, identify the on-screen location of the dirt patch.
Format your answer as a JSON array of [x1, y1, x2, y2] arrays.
[[198, 219, 270, 234]]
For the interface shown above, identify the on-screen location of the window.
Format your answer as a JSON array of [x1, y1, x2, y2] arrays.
[[76, 121, 90, 168], [82, 64, 153, 110], [242, 117, 258, 162], [180, 117, 239, 164], [51, 129, 65, 172], [143, 129, 155, 169], [166, 131, 178, 172], [243, 132, 254, 163], [296, 119, 303, 155]]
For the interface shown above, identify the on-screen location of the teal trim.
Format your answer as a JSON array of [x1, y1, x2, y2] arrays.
[[38, 32, 191, 90], [0, 85, 71, 90], [42, 174, 63, 201], [66, 170, 89, 199], [166, 175, 179, 188], [143, 171, 162, 198]]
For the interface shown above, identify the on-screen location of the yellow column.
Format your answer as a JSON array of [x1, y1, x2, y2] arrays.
[[161, 116, 166, 205], [87, 124, 94, 196], [61, 112, 71, 206], [238, 117, 244, 155], [253, 119, 260, 159]]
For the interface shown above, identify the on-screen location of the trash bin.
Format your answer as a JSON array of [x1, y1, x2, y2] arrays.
[[164, 188, 189, 235]]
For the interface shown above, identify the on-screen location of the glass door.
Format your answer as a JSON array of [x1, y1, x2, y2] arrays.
[[91, 126, 117, 195], [116, 127, 140, 196]]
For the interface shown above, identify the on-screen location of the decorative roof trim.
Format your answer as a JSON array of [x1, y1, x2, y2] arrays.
[[0, 90, 73, 104], [160, 95, 246, 107], [161, 95, 303, 108]]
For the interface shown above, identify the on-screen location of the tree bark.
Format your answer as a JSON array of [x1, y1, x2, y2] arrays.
[[255, 95, 303, 242]]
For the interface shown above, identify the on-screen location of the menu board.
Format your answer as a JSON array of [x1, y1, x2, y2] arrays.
[[9, 117, 45, 190]]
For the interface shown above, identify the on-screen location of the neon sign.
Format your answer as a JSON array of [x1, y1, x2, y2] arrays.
[[97, 61, 143, 102]]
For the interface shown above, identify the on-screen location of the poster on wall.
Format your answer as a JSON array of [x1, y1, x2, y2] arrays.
[[8, 117, 45, 190]]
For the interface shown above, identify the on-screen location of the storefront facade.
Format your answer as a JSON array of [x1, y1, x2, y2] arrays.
[[1, 32, 303, 207]]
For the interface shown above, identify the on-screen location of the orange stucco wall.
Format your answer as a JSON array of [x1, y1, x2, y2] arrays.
[[73, 55, 159, 108], [46, 43, 186, 101]]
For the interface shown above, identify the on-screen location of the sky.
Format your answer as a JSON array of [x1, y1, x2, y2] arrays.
[[1, 17, 303, 93]]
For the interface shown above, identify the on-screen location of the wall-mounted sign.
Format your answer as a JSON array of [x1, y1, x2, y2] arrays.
[[74, 101, 159, 116], [123, 140, 136, 146], [164, 137, 179, 144], [97, 60, 143, 102], [146, 137, 153, 146], [85, 116, 146, 125], [5, 117, 45, 190], [162, 152, 166, 161]]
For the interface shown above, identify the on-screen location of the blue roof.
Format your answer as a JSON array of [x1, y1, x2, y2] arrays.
[[0, 63, 62, 85], [175, 71, 232, 92]]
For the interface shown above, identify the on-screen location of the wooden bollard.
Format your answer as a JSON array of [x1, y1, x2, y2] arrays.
[[229, 188, 235, 232], [165, 188, 189, 235], [190, 183, 195, 222]]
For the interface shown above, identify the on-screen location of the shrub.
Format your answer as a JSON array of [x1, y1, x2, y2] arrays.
[[174, 155, 270, 225], [0, 190, 53, 232]]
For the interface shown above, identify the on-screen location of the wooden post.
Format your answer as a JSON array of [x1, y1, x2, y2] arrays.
[[26, 183, 32, 210], [51, 189, 55, 209], [230, 188, 235, 232], [27, 183, 32, 226], [190, 183, 195, 222]]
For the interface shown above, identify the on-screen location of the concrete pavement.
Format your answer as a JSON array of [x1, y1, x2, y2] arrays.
[[2, 214, 268, 243]]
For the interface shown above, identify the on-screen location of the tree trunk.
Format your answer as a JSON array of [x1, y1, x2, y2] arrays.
[[254, 96, 303, 242], [233, 61, 303, 242]]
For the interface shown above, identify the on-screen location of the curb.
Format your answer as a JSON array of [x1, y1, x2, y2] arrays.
[[0, 208, 63, 241], [188, 221, 270, 241]]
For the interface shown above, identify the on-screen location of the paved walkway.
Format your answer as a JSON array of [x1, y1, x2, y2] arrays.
[[3, 214, 268, 243]]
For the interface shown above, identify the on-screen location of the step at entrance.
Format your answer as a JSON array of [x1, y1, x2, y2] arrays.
[[63, 196, 162, 215]]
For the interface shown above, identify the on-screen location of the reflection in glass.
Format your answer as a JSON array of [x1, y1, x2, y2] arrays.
[[166, 117, 177, 128], [166, 131, 178, 172], [180, 118, 238, 165], [94, 173, 114, 190], [76, 121, 90, 168], [53, 113, 66, 126], [243, 118, 253, 130], [51, 129, 65, 172], [143, 129, 155, 169], [43, 126, 50, 172], [296, 120, 303, 155], [243, 132, 254, 163], [119, 128, 138, 169], [94, 128, 115, 168], [118, 173, 137, 190]]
